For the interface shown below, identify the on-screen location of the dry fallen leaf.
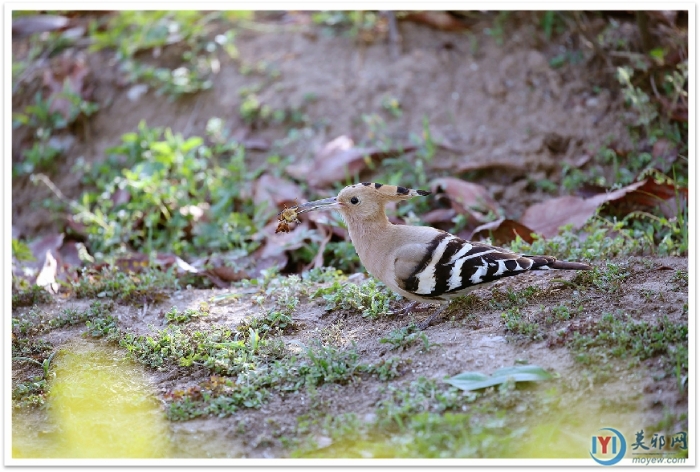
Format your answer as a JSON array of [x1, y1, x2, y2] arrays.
[[402, 11, 471, 31], [230, 128, 271, 152], [611, 178, 685, 208], [575, 177, 686, 217], [12, 14, 69, 37], [286, 135, 416, 188], [303, 210, 348, 239], [13, 234, 83, 286], [520, 195, 605, 239], [261, 221, 317, 255], [470, 218, 536, 245], [520, 181, 650, 238], [430, 177, 501, 225], [173, 256, 199, 274], [434, 159, 526, 174], [192, 254, 251, 286], [43, 55, 90, 120], [36, 251, 59, 294], [574, 183, 609, 199], [259, 220, 336, 273], [59, 241, 86, 269], [572, 154, 592, 168], [28, 233, 65, 272], [420, 208, 457, 226], [240, 138, 270, 151], [254, 174, 304, 207], [254, 174, 304, 221]]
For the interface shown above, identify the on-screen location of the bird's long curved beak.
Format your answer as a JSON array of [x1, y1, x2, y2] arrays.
[[295, 197, 339, 214]]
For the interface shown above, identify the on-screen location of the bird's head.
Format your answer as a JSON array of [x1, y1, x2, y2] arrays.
[[296, 182, 430, 224]]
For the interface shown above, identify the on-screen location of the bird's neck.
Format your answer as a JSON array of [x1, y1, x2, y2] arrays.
[[345, 212, 391, 240], [344, 212, 393, 273]]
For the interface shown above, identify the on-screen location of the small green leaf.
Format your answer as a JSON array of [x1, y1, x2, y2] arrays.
[[181, 136, 203, 152], [649, 47, 665, 61], [12, 239, 35, 262], [445, 365, 553, 391]]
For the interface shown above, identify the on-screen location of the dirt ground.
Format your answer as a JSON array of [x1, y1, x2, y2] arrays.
[[162, 255, 687, 458], [11, 12, 688, 460], [12, 255, 689, 458]]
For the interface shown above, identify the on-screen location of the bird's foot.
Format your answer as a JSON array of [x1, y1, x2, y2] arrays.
[[415, 305, 449, 330], [397, 301, 434, 316]]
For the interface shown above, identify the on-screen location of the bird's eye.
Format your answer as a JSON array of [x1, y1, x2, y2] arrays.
[[350, 196, 359, 205]]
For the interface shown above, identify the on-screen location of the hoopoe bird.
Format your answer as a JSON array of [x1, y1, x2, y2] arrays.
[[295, 182, 591, 329]]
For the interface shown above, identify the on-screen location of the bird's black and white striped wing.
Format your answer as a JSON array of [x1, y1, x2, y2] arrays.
[[395, 233, 570, 301]]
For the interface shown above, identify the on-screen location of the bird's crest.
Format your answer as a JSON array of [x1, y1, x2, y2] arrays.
[[357, 182, 430, 200]]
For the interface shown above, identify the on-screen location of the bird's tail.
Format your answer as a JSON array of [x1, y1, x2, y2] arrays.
[[527, 256, 592, 271]]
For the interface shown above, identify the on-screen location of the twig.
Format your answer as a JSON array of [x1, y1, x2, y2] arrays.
[[183, 94, 203, 136], [309, 229, 333, 270], [607, 50, 647, 59], [30, 173, 113, 231], [635, 12, 652, 53], [382, 11, 401, 60], [649, 74, 661, 100], [570, 12, 613, 70], [13, 46, 53, 95], [30, 173, 73, 207]]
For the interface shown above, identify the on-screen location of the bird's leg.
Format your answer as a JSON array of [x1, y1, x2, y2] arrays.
[[416, 304, 449, 330], [397, 301, 434, 316]]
